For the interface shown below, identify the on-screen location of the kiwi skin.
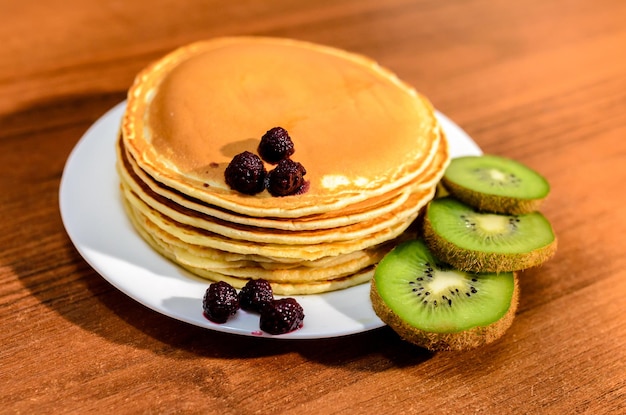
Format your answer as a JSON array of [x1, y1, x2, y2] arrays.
[[442, 179, 544, 215], [370, 274, 519, 352], [422, 207, 558, 273]]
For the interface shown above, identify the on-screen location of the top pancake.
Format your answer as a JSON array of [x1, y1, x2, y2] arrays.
[[122, 36, 441, 217]]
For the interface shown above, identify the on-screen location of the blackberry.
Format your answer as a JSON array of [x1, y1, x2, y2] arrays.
[[258, 127, 295, 164], [259, 298, 305, 335], [238, 279, 274, 313], [202, 281, 240, 323], [224, 151, 266, 195], [267, 159, 307, 196]]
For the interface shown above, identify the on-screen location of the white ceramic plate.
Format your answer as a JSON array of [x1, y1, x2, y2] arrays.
[[59, 101, 481, 339]]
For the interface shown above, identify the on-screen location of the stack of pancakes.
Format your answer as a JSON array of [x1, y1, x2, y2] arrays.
[[117, 37, 449, 295]]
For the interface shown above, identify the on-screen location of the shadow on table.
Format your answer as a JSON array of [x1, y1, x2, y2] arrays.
[[16, 231, 433, 371]]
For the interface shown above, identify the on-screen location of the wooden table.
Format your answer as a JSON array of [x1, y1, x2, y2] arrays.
[[2, 1, 624, 413]]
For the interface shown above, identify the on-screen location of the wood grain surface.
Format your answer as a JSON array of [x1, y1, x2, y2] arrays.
[[1, 0, 625, 413]]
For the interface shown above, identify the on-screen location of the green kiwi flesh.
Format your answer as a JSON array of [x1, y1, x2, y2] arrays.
[[442, 154, 550, 214], [371, 239, 518, 351], [424, 197, 557, 272]]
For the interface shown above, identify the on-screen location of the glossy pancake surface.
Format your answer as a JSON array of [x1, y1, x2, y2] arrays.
[[123, 37, 441, 216]]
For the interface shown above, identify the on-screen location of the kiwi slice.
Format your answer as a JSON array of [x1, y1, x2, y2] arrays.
[[442, 154, 550, 214], [423, 197, 556, 272], [371, 239, 518, 351]]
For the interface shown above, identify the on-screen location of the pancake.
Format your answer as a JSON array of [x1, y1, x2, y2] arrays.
[[122, 196, 389, 295], [117, 129, 448, 231], [117, 137, 444, 245], [123, 187, 427, 260], [118, 137, 415, 231], [121, 178, 431, 245], [122, 36, 442, 217], [118, 36, 451, 294]]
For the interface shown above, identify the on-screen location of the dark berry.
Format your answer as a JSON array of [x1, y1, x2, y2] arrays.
[[238, 279, 274, 313], [259, 298, 305, 335], [202, 281, 240, 323], [258, 127, 295, 164], [267, 159, 307, 196], [224, 151, 266, 195]]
